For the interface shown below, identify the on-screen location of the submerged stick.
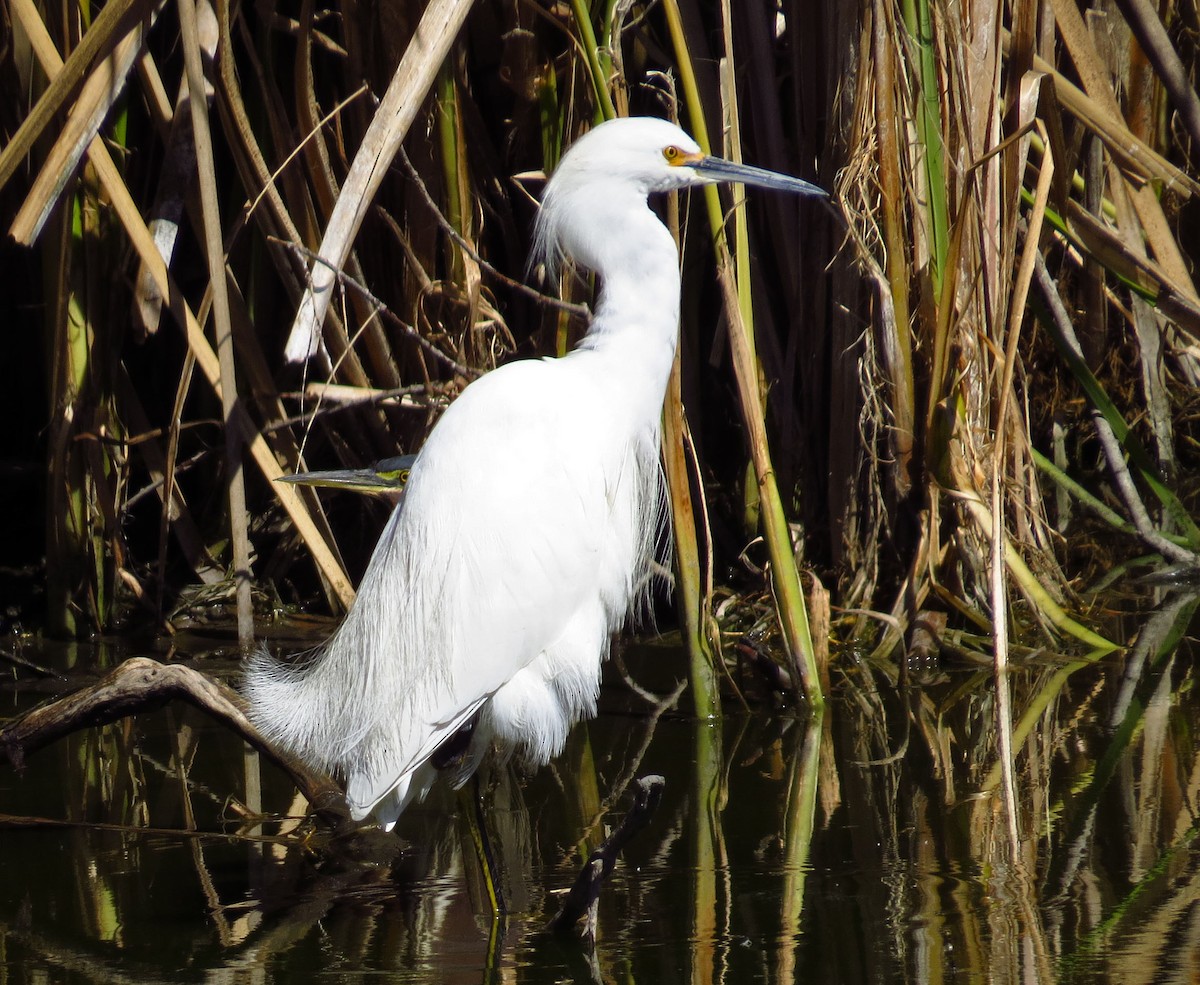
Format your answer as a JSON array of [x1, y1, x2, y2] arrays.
[[0, 657, 349, 828], [548, 774, 665, 943]]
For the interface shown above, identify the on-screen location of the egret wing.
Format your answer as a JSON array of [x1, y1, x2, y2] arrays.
[[337, 356, 619, 815]]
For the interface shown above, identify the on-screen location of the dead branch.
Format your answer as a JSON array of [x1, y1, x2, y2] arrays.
[[0, 657, 350, 829]]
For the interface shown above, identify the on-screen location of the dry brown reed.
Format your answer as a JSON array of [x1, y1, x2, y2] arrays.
[[1, 0, 1197, 694]]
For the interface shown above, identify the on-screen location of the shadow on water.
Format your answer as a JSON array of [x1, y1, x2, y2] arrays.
[[3, 591, 1200, 983]]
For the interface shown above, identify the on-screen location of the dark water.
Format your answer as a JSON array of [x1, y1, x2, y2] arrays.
[[2, 595, 1200, 984]]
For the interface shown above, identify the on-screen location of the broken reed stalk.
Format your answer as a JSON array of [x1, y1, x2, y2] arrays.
[[0, 0, 153, 196], [283, 0, 476, 362], [1033, 251, 1200, 570], [990, 129, 1056, 862]]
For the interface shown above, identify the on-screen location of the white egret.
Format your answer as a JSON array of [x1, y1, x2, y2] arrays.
[[245, 116, 826, 830]]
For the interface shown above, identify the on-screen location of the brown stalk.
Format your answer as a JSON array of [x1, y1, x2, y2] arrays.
[[871, 0, 915, 497], [0, 0, 155, 193], [178, 0, 255, 645], [284, 0, 477, 362], [1111, 0, 1200, 151], [10, 0, 159, 243]]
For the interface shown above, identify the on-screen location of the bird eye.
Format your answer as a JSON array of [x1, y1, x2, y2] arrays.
[[663, 145, 683, 164]]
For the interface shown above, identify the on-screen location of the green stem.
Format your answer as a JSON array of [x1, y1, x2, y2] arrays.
[[664, 348, 719, 718], [900, 0, 949, 289], [437, 63, 465, 280], [567, 0, 615, 122], [662, 0, 823, 709]]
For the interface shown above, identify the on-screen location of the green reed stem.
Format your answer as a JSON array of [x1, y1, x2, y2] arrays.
[[901, 0, 949, 290], [662, 0, 823, 710], [567, 0, 615, 122]]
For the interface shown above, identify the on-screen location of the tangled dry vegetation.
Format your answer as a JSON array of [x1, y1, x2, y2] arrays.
[[1, 0, 1198, 704]]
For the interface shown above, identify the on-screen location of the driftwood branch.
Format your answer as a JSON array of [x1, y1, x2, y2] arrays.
[[547, 773, 665, 943], [0, 657, 349, 828]]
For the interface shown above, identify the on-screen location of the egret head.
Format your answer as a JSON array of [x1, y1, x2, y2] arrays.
[[533, 116, 826, 276], [543, 117, 705, 196]]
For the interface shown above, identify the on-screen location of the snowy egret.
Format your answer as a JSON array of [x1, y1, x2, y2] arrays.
[[245, 116, 826, 830]]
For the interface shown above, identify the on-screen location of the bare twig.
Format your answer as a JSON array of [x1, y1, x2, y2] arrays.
[[0, 812, 295, 842], [0, 648, 67, 680], [586, 679, 685, 832], [395, 147, 594, 323], [266, 384, 439, 435], [270, 237, 478, 379]]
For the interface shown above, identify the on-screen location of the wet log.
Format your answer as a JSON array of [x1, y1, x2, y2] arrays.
[[0, 656, 349, 828]]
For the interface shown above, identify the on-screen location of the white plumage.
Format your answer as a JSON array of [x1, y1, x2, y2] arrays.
[[244, 117, 824, 830]]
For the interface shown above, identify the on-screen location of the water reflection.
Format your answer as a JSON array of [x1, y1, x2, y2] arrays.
[[2, 604, 1200, 983]]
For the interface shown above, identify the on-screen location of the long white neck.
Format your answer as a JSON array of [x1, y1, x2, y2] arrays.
[[560, 189, 681, 425]]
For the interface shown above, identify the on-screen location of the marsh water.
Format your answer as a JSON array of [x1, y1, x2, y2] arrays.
[[3, 591, 1200, 984]]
